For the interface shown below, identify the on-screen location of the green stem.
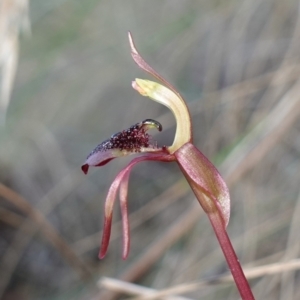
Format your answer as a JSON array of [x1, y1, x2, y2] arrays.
[[208, 212, 255, 299]]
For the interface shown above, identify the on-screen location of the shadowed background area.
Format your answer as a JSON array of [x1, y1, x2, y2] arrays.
[[1, 0, 300, 299]]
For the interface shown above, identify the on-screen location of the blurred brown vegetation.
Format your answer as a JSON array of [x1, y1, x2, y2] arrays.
[[0, 0, 300, 299]]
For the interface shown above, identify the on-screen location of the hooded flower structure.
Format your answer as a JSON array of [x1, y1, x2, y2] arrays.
[[81, 33, 255, 300], [82, 33, 230, 260]]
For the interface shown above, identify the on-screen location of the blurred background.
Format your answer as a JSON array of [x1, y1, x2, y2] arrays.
[[0, 0, 300, 299]]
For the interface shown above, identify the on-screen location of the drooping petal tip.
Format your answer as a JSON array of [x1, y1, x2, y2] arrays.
[[132, 80, 147, 96], [81, 164, 89, 174], [98, 215, 113, 259]]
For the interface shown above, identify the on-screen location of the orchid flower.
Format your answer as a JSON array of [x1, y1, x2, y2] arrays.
[[82, 33, 254, 299]]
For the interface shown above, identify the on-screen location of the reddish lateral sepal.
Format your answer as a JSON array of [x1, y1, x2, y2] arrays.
[[175, 143, 230, 227]]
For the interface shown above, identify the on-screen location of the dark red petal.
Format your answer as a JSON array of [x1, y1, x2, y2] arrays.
[[98, 153, 175, 259], [119, 173, 130, 260], [98, 176, 121, 259], [98, 216, 112, 259]]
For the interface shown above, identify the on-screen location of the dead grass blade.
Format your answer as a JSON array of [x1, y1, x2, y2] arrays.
[[220, 78, 300, 186], [0, 0, 30, 125], [99, 277, 192, 300], [0, 183, 92, 288], [98, 259, 300, 300]]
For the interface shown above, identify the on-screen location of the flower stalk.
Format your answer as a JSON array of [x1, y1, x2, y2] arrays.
[[208, 212, 253, 299]]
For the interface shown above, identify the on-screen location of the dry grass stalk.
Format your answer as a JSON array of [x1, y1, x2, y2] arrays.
[[0, 182, 92, 296], [0, 0, 30, 125], [99, 259, 300, 300], [99, 277, 192, 300]]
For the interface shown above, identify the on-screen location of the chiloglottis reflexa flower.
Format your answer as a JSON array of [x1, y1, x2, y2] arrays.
[[81, 32, 255, 300], [81, 32, 230, 260]]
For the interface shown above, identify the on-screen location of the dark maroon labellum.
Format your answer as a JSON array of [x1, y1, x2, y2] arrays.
[[81, 119, 162, 174], [88, 119, 162, 155]]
